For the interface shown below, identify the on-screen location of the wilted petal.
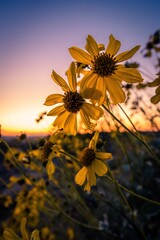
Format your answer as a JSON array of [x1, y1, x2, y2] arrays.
[[106, 77, 126, 104], [75, 166, 87, 185], [106, 34, 121, 56], [47, 105, 65, 116], [69, 47, 92, 65], [115, 45, 140, 62], [44, 94, 64, 106], [51, 70, 70, 92], [92, 159, 108, 176]]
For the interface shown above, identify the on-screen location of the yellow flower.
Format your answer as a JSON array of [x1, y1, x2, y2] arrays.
[[69, 34, 143, 105], [44, 62, 103, 135], [3, 217, 40, 240], [75, 131, 112, 191]]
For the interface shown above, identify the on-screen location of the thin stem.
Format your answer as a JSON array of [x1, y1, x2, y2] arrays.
[[118, 104, 140, 135], [107, 165, 134, 217], [60, 150, 80, 163], [106, 175, 160, 206], [102, 104, 160, 165], [106, 166, 147, 240]]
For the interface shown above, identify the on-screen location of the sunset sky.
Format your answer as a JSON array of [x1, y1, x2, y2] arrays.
[[1, 0, 160, 136]]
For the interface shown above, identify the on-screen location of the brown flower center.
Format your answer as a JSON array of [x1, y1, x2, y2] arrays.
[[63, 91, 85, 113], [91, 53, 117, 77], [79, 147, 96, 167]]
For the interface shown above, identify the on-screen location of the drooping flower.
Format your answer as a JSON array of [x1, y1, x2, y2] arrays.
[[75, 131, 112, 191], [44, 62, 103, 135], [69, 34, 143, 105]]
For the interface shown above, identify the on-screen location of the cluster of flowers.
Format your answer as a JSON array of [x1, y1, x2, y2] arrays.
[[44, 34, 143, 191]]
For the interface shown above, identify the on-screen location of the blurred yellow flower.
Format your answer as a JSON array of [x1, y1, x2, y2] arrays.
[[75, 131, 112, 191], [44, 62, 103, 135], [69, 34, 143, 105], [3, 217, 40, 240]]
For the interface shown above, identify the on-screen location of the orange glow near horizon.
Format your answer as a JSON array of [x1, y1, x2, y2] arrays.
[[1, 1, 159, 137], [1, 106, 159, 137]]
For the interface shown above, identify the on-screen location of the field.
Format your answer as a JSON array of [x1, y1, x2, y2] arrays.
[[0, 131, 160, 240]]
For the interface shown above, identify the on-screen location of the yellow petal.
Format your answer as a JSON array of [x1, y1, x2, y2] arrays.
[[92, 76, 107, 105], [92, 159, 108, 176], [67, 62, 77, 92], [115, 45, 140, 62], [89, 131, 99, 149], [21, 218, 29, 240], [69, 47, 92, 65], [46, 160, 55, 179], [79, 109, 91, 129], [85, 35, 99, 56], [81, 74, 105, 105], [80, 72, 98, 91], [64, 113, 77, 135], [106, 77, 126, 104], [51, 70, 70, 92], [87, 165, 96, 186], [44, 94, 64, 106], [3, 228, 21, 240], [30, 230, 40, 240], [117, 67, 143, 83], [82, 102, 103, 120], [53, 110, 70, 129], [84, 181, 91, 191], [47, 105, 65, 116], [98, 43, 105, 51], [82, 87, 103, 101], [75, 166, 87, 185], [95, 152, 112, 160], [106, 34, 121, 56]]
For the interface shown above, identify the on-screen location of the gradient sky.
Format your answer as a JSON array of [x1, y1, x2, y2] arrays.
[[1, 0, 160, 136]]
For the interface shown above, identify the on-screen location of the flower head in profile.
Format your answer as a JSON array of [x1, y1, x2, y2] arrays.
[[69, 34, 143, 105], [75, 131, 112, 191], [3, 217, 40, 240], [44, 62, 103, 135]]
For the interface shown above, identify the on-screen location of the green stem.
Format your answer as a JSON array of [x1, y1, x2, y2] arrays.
[[107, 165, 134, 217], [106, 175, 160, 206], [102, 104, 160, 165], [0, 138, 25, 172], [60, 150, 80, 163], [118, 104, 140, 136], [106, 166, 147, 240]]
